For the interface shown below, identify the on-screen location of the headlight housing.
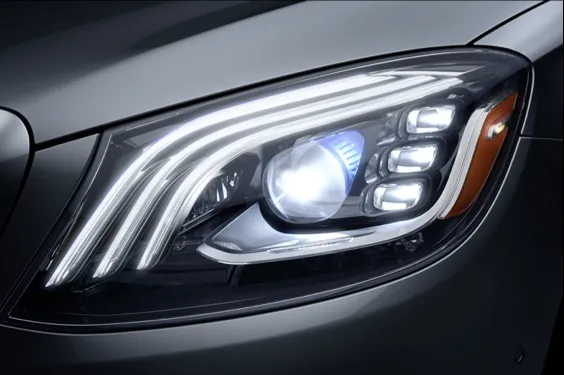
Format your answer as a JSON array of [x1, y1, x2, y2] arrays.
[[5, 49, 529, 331]]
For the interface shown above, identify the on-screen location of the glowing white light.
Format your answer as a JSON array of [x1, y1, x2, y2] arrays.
[[486, 121, 507, 139], [265, 142, 348, 223], [388, 144, 438, 173], [374, 183, 423, 211], [275, 168, 328, 203], [406, 105, 456, 133]]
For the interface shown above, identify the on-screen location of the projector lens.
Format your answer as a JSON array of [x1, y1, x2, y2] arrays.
[[264, 130, 364, 223]]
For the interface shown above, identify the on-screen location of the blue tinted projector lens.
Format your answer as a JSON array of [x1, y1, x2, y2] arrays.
[[264, 130, 364, 223]]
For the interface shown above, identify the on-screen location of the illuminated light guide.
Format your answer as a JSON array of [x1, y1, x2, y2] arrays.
[[373, 182, 423, 211], [45, 73, 397, 286], [388, 144, 438, 173], [443, 93, 517, 218], [406, 105, 456, 133], [94, 75, 452, 279]]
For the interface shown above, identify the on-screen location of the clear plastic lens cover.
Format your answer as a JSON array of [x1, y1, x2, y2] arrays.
[[8, 49, 529, 330]]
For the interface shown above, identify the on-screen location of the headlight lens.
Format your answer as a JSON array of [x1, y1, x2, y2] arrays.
[[264, 130, 365, 223], [6, 49, 529, 331]]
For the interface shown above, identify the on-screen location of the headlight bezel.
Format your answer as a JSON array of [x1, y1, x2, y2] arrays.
[[1, 48, 531, 332]]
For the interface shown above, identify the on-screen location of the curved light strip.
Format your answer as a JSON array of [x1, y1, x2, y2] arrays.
[[45, 73, 392, 287], [197, 102, 493, 264], [94, 75, 437, 278]]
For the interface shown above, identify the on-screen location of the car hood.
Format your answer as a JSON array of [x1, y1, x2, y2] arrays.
[[0, 1, 538, 143]]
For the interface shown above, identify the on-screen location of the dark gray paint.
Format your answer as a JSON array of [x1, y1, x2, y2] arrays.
[[475, 0, 563, 139], [0, 110, 29, 232], [0, 1, 538, 143], [476, 0, 563, 62], [527, 48, 563, 139], [0, 136, 98, 309], [0, 138, 561, 375]]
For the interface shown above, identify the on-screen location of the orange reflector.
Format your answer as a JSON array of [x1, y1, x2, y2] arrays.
[[445, 93, 518, 218]]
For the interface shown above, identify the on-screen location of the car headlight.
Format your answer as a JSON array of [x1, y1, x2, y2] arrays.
[[7, 49, 529, 331]]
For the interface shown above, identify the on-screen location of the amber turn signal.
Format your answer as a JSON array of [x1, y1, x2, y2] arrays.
[[445, 93, 518, 218]]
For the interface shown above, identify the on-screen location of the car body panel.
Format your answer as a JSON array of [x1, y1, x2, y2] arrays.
[[0, 135, 98, 306], [0, 2, 561, 375], [0, 1, 538, 143], [477, 0, 564, 139], [477, 0, 563, 62], [0, 110, 29, 232]]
